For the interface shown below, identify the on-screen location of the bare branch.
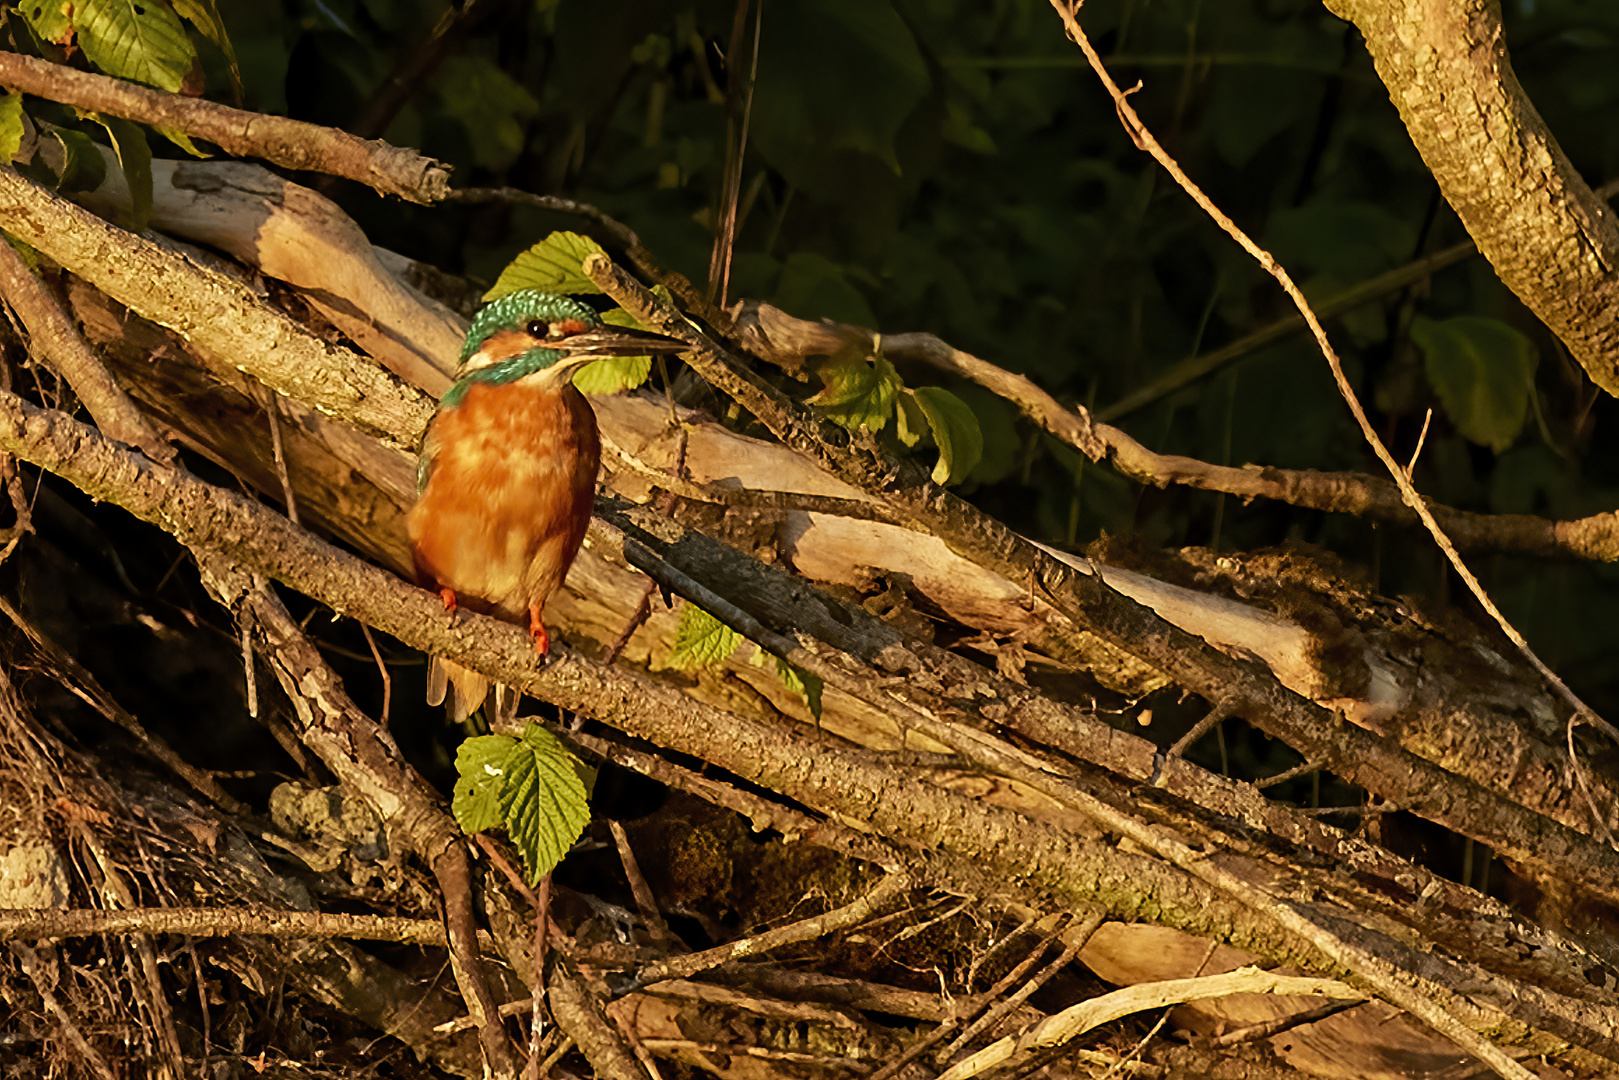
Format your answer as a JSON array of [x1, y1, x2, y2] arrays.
[[0, 54, 451, 204]]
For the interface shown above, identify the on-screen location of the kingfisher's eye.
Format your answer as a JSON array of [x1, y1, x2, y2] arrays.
[[526, 319, 548, 337]]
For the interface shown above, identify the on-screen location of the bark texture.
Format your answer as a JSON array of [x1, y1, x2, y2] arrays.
[[1327, 0, 1619, 393]]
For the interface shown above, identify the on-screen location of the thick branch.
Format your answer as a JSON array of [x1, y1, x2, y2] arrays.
[[0, 54, 450, 204], [1326, 0, 1619, 394]]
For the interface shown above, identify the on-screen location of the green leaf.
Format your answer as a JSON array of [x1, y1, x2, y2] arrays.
[[911, 386, 983, 485], [155, 126, 210, 157], [666, 603, 742, 671], [46, 128, 108, 194], [573, 355, 652, 395], [497, 722, 592, 884], [808, 347, 900, 434], [572, 307, 654, 395], [0, 95, 24, 166], [894, 391, 926, 448], [91, 114, 152, 230], [1412, 315, 1538, 453], [169, 0, 242, 93], [18, 0, 73, 43], [485, 231, 606, 301], [76, 0, 199, 93], [451, 734, 518, 835], [752, 647, 824, 721]]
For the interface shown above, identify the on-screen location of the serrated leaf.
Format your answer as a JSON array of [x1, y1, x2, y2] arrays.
[[572, 302, 668, 394], [808, 347, 900, 433], [91, 114, 151, 230], [485, 232, 606, 301], [667, 603, 742, 671], [1412, 315, 1537, 453], [912, 386, 983, 485], [76, 0, 199, 94], [498, 722, 591, 884], [0, 95, 24, 166], [451, 734, 518, 835], [47, 128, 108, 194], [18, 0, 73, 43], [751, 647, 824, 721], [573, 355, 652, 395]]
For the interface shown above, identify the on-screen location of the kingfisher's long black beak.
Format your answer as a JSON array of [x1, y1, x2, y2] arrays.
[[558, 326, 689, 358]]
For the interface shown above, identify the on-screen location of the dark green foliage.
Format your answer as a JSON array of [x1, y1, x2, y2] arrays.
[[37, 0, 1619, 703]]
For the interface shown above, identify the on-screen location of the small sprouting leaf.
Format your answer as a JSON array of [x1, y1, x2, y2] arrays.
[[1412, 315, 1537, 452], [912, 386, 983, 485], [91, 114, 152, 230], [667, 603, 742, 671], [498, 722, 592, 884], [752, 647, 824, 721], [573, 307, 654, 395], [451, 734, 518, 835], [485, 232, 606, 301], [76, 0, 200, 94], [0, 95, 24, 166], [808, 345, 900, 433]]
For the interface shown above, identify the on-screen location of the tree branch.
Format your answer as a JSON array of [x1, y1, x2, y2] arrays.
[[0, 54, 451, 204], [1324, 0, 1619, 395], [0, 906, 449, 946]]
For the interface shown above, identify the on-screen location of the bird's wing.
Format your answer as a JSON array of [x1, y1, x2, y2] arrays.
[[415, 415, 443, 494]]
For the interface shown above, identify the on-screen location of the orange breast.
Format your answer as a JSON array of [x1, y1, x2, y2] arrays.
[[406, 380, 600, 623]]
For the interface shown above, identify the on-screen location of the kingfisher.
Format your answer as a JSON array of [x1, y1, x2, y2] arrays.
[[408, 289, 684, 721]]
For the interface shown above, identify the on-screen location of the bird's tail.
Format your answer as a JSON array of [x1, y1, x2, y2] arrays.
[[427, 657, 522, 726]]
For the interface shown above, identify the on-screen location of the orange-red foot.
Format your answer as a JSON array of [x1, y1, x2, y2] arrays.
[[528, 607, 550, 657], [438, 588, 459, 613]]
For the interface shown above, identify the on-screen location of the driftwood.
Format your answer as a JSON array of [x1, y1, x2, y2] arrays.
[[0, 153, 1614, 1080]]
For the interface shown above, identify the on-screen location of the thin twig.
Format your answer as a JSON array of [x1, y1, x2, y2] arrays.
[[938, 911, 1103, 1063], [630, 873, 911, 989], [869, 914, 1075, 1080], [261, 383, 299, 527], [1166, 696, 1237, 759], [10, 943, 120, 1080], [358, 621, 392, 728], [610, 820, 675, 948]]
